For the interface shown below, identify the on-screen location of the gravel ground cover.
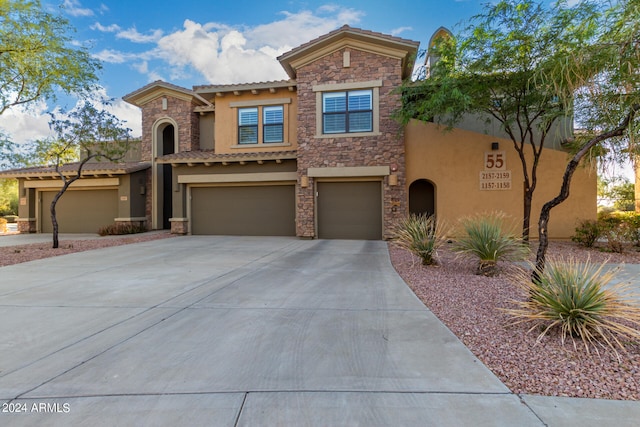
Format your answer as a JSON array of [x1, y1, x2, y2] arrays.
[[0, 232, 175, 267], [389, 240, 640, 400]]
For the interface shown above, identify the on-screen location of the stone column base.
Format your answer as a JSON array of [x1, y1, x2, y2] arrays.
[[17, 218, 37, 233], [169, 218, 188, 235]]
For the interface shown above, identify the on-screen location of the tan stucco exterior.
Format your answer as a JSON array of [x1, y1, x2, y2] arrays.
[[405, 120, 597, 239], [209, 88, 298, 154]]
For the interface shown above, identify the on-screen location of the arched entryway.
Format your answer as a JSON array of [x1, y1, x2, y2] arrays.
[[409, 179, 435, 217], [152, 120, 177, 230]]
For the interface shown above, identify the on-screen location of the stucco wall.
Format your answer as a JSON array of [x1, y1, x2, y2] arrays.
[[405, 120, 597, 239], [212, 88, 298, 154]]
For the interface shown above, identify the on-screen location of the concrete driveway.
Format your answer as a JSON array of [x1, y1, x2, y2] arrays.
[[0, 236, 637, 426]]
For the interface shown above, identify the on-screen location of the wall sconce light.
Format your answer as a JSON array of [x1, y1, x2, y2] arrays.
[[162, 97, 168, 111], [388, 174, 398, 186], [491, 142, 500, 150], [300, 176, 309, 188]]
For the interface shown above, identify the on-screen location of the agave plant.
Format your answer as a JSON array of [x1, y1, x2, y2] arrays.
[[392, 214, 447, 265], [505, 257, 640, 360], [453, 212, 529, 276]]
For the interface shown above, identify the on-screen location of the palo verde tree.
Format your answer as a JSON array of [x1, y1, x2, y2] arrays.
[[0, 0, 100, 115], [395, 0, 600, 241], [534, 0, 640, 273], [44, 101, 133, 248]]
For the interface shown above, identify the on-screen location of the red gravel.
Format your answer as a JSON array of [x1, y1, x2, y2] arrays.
[[0, 232, 176, 267], [389, 241, 640, 400]]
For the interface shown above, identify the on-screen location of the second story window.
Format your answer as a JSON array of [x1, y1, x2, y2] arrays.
[[238, 107, 258, 144], [263, 106, 284, 143], [322, 90, 373, 134]]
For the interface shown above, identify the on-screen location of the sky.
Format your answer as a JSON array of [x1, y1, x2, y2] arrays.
[[0, 0, 494, 144]]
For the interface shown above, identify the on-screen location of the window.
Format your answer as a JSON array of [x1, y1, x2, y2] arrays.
[[263, 106, 284, 143], [238, 108, 258, 144], [322, 90, 372, 134]]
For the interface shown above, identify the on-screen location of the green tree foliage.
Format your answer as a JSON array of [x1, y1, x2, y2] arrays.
[[535, 0, 640, 273], [396, 0, 599, 242], [599, 176, 635, 211], [0, 177, 17, 216], [0, 0, 100, 115], [44, 102, 133, 248]]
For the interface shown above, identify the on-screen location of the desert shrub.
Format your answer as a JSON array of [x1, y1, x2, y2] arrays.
[[453, 212, 529, 276], [598, 213, 628, 253], [98, 223, 147, 236], [615, 212, 640, 247], [391, 214, 447, 265], [571, 219, 600, 248], [505, 257, 640, 359]]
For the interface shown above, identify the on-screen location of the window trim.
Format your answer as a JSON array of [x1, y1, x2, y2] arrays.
[[238, 107, 259, 145], [322, 90, 373, 134], [233, 101, 290, 146], [263, 105, 284, 143], [313, 80, 382, 138]]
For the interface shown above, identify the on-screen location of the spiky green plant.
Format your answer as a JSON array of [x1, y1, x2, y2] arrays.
[[453, 212, 529, 276], [392, 214, 447, 265], [505, 257, 640, 360]]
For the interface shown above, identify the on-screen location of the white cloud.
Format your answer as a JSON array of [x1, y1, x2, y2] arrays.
[[117, 27, 164, 44], [390, 26, 412, 36], [0, 101, 53, 144], [0, 87, 142, 145], [146, 6, 363, 84], [62, 0, 94, 17], [91, 22, 121, 33], [93, 49, 131, 63]]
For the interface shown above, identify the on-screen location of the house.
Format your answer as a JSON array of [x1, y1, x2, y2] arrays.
[[0, 26, 596, 239]]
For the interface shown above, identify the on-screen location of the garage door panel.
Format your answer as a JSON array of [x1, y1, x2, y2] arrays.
[[191, 185, 295, 236], [317, 181, 382, 240], [41, 190, 118, 233]]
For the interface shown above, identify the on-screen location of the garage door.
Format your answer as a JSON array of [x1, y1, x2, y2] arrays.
[[190, 185, 295, 236], [41, 189, 118, 233], [317, 181, 382, 240]]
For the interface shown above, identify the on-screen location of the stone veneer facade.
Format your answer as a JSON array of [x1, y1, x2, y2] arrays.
[[295, 47, 407, 239], [139, 96, 200, 227]]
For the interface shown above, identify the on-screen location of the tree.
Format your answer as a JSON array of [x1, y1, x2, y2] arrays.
[[0, 0, 100, 115], [534, 0, 640, 273], [44, 102, 133, 248], [395, 0, 600, 241], [598, 176, 635, 211]]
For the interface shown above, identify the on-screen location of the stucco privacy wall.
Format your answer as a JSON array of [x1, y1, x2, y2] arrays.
[[405, 120, 597, 239], [295, 47, 406, 238]]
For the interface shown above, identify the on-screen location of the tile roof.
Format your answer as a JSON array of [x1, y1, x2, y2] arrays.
[[277, 25, 420, 79], [194, 80, 297, 94], [156, 150, 297, 164], [0, 161, 151, 178], [122, 80, 210, 107], [278, 25, 420, 61]]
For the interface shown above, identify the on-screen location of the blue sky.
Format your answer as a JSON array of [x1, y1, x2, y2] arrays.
[[1, 0, 492, 143]]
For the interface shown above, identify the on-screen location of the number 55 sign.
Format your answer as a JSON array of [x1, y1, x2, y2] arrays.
[[484, 151, 506, 171]]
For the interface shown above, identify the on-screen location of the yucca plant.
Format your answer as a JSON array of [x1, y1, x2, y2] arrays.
[[392, 214, 447, 265], [505, 257, 640, 360], [453, 212, 529, 276]]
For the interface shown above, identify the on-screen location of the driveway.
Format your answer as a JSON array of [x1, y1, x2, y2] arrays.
[[0, 236, 631, 426]]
